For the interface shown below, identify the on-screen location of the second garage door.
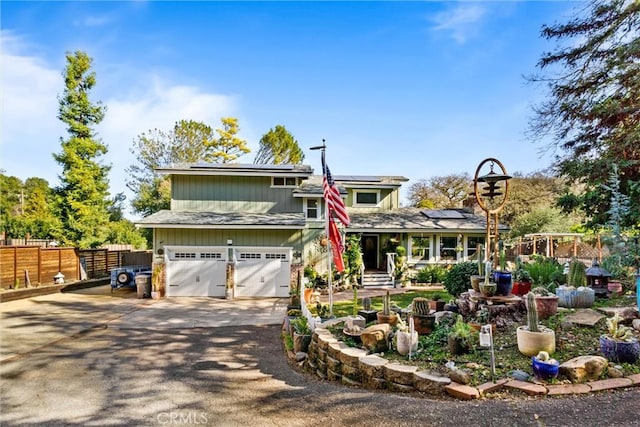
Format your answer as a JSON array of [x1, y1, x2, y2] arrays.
[[234, 248, 291, 298]]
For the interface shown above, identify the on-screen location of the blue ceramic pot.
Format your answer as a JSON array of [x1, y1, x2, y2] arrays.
[[600, 335, 640, 364], [531, 356, 559, 381], [494, 271, 512, 296]]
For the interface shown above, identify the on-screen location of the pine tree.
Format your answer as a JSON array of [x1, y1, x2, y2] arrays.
[[53, 51, 111, 248]]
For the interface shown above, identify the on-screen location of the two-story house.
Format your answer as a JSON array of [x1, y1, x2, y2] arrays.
[[136, 163, 495, 298]]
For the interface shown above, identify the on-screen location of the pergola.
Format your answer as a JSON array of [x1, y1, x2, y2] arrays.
[[519, 232, 584, 258]]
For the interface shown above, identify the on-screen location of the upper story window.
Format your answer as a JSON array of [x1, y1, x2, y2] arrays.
[[272, 177, 298, 187], [353, 190, 379, 207], [305, 198, 320, 220]]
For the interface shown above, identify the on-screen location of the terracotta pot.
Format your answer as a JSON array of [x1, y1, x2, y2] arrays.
[[535, 295, 559, 320], [376, 312, 398, 327], [516, 325, 556, 357], [608, 281, 623, 296], [303, 288, 314, 303], [429, 300, 446, 312], [413, 314, 436, 335]]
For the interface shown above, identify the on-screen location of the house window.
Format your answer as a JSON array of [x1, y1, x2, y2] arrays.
[[354, 190, 379, 206], [306, 198, 320, 220], [272, 177, 297, 187], [467, 236, 485, 261], [410, 236, 431, 261], [439, 236, 458, 261]]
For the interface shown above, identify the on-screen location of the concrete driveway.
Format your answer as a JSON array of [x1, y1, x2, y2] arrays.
[[1, 286, 639, 427]]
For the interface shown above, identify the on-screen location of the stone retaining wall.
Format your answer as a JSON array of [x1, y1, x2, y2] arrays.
[[304, 328, 640, 400]]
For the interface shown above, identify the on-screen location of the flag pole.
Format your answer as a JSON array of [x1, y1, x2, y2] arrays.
[[310, 140, 333, 317]]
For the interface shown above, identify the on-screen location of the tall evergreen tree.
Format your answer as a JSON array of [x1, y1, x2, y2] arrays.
[[253, 125, 305, 165], [528, 0, 640, 230], [53, 51, 111, 248]]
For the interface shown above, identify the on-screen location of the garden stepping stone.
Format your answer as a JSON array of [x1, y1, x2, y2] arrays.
[[563, 309, 604, 326]]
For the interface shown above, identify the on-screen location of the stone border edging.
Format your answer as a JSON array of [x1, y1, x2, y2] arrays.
[[303, 327, 640, 400]]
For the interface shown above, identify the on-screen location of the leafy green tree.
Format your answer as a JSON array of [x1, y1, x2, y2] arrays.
[[528, 0, 640, 230], [104, 220, 148, 249], [408, 174, 470, 208], [53, 51, 111, 248], [253, 125, 305, 164], [500, 171, 568, 226], [127, 120, 218, 216], [211, 117, 250, 163], [508, 206, 578, 238]]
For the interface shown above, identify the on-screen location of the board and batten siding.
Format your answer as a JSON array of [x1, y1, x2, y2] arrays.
[[154, 229, 304, 253], [345, 188, 398, 212], [171, 175, 303, 213]]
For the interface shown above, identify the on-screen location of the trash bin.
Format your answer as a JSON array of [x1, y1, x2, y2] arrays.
[[135, 274, 151, 299]]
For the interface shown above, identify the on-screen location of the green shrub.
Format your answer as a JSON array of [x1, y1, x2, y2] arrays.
[[443, 262, 478, 296], [416, 264, 449, 283], [524, 257, 564, 292]]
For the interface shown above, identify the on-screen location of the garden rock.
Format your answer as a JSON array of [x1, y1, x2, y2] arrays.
[[607, 365, 624, 378], [448, 367, 471, 385], [361, 324, 390, 352], [562, 309, 604, 326], [632, 319, 640, 331], [295, 352, 307, 362], [560, 355, 608, 383]]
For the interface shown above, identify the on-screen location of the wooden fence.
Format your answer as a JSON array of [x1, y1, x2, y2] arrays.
[[0, 246, 152, 289]]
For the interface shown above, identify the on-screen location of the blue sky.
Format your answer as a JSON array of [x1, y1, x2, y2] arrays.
[[1, 1, 577, 218]]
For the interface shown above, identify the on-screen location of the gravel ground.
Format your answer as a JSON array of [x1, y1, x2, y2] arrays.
[[2, 322, 639, 427]]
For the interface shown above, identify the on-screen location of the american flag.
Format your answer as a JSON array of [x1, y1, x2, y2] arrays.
[[322, 151, 350, 227], [328, 215, 345, 272]]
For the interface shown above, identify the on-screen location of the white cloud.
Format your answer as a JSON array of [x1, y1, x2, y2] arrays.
[[430, 4, 486, 44], [0, 31, 238, 218]]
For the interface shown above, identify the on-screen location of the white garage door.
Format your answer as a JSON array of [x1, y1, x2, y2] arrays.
[[165, 247, 227, 297], [234, 249, 291, 298]]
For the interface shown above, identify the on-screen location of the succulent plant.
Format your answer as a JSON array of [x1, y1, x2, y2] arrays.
[[526, 292, 539, 333], [412, 297, 430, 316], [606, 314, 634, 341]]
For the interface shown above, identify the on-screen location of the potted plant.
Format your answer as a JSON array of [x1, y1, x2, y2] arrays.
[[376, 290, 399, 326], [531, 351, 560, 381], [512, 258, 532, 296], [411, 297, 436, 335], [469, 244, 485, 292], [358, 296, 378, 323], [447, 314, 476, 355], [395, 316, 418, 356], [494, 246, 512, 296], [478, 260, 497, 297], [517, 292, 556, 357], [531, 286, 559, 319], [346, 287, 366, 330], [599, 313, 640, 364], [291, 315, 312, 353], [428, 293, 446, 312], [556, 259, 594, 308], [469, 306, 495, 333], [303, 266, 317, 303]]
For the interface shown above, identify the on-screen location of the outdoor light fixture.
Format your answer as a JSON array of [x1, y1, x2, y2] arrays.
[[473, 158, 512, 268]]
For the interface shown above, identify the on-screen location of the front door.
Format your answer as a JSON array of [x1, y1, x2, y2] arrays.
[[361, 235, 378, 270]]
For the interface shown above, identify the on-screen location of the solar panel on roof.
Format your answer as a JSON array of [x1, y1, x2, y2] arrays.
[[333, 175, 381, 182], [190, 163, 295, 170], [421, 209, 465, 219]]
